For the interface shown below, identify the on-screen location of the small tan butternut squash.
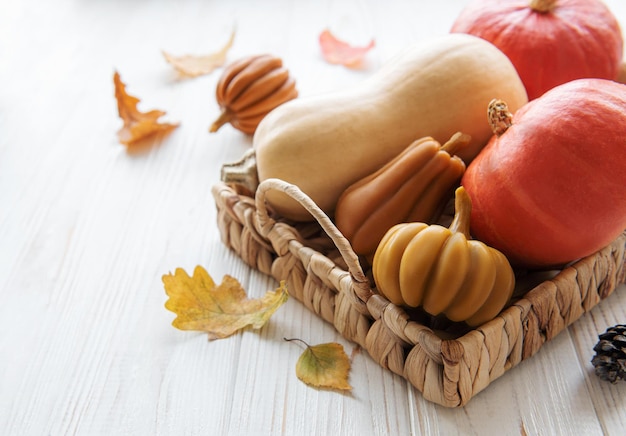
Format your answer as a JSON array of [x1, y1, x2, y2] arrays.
[[253, 33, 528, 221], [335, 132, 469, 260]]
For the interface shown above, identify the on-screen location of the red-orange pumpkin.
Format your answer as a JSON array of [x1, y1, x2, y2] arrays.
[[451, 0, 623, 100], [462, 78, 626, 268]]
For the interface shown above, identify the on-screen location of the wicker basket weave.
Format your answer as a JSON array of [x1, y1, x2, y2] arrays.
[[212, 178, 626, 407]]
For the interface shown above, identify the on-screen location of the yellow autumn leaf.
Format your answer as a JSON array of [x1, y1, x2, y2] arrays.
[[286, 338, 352, 391], [163, 266, 288, 340], [163, 30, 236, 78]]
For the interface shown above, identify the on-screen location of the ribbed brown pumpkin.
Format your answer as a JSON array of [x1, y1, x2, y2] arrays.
[[210, 54, 298, 135], [335, 132, 468, 261]]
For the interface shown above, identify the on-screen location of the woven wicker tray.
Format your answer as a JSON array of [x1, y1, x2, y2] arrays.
[[212, 178, 626, 407]]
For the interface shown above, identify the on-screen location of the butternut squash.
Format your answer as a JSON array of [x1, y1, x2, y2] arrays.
[[253, 33, 528, 221]]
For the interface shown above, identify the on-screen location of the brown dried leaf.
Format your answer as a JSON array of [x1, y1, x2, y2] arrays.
[[286, 338, 352, 391], [163, 266, 288, 340], [113, 71, 179, 146], [163, 30, 236, 78], [319, 29, 375, 67], [520, 421, 528, 436]]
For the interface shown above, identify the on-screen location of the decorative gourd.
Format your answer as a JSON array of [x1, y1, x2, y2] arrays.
[[253, 34, 528, 221], [335, 132, 469, 260], [451, 0, 623, 100], [372, 187, 515, 326], [210, 54, 298, 135], [462, 79, 626, 268]]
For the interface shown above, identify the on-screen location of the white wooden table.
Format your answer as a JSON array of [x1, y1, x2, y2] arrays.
[[2, 0, 625, 434]]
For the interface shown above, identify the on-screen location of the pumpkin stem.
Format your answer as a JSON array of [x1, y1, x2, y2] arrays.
[[209, 108, 233, 133], [529, 0, 556, 13], [220, 148, 259, 196], [441, 131, 472, 156], [448, 187, 472, 238], [488, 99, 513, 136]]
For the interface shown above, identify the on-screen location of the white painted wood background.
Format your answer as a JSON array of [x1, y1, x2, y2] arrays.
[[1, 0, 625, 434]]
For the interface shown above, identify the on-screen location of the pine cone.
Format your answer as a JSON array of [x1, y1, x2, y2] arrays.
[[591, 324, 626, 383]]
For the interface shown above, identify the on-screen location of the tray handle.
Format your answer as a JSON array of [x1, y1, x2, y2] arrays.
[[254, 178, 374, 305]]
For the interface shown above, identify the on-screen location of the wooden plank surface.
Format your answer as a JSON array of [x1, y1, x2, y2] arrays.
[[1, 0, 625, 434]]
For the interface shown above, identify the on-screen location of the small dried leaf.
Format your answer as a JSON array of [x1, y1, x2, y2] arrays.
[[113, 71, 179, 146], [163, 30, 236, 78], [290, 339, 352, 391], [163, 266, 288, 340], [520, 421, 529, 436], [319, 29, 375, 67]]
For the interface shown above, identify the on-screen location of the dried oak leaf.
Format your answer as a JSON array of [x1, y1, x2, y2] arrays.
[[319, 29, 375, 67], [163, 266, 288, 340], [114, 71, 179, 146], [163, 30, 236, 78], [285, 338, 352, 391]]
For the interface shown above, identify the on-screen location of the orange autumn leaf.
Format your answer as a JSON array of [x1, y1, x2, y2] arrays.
[[113, 71, 179, 146], [162, 30, 236, 78], [163, 266, 288, 340], [319, 29, 375, 67], [285, 338, 352, 391]]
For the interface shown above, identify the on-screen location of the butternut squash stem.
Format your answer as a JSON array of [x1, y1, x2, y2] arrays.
[[529, 0, 556, 13], [441, 131, 472, 156], [448, 187, 472, 238], [220, 148, 259, 195], [488, 99, 513, 136], [209, 109, 233, 133]]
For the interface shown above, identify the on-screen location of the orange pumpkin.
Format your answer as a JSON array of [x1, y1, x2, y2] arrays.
[[451, 0, 623, 100], [462, 78, 626, 268]]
